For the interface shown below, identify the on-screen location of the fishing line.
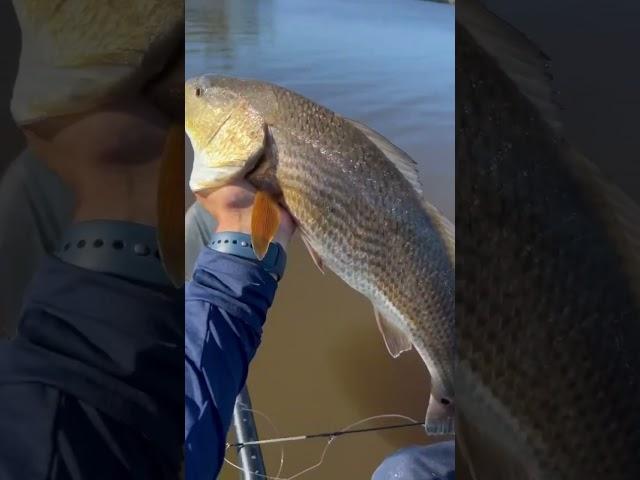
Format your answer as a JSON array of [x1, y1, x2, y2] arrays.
[[225, 407, 285, 479], [228, 420, 425, 448], [223, 413, 424, 480]]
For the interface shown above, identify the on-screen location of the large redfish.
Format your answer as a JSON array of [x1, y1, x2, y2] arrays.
[[185, 75, 456, 434]]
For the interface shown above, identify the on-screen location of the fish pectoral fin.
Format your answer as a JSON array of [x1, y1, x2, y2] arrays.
[[301, 234, 325, 274], [157, 124, 185, 287], [373, 307, 413, 358], [251, 191, 281, 260]]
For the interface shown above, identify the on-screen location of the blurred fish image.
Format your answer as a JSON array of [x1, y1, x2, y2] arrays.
[[457, 1, 640, 478], [9, 0, 185, 281], [184, 75, 456, 435], [10, 0, 184, 124]]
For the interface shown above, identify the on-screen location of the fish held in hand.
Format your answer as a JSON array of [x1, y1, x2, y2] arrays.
[[185, 75, 456, 435]]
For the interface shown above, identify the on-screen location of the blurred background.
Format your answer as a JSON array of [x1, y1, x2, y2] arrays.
[[0, 2, 23, 175], [483, 0, 640, 203], [186, 0, 454, 478]]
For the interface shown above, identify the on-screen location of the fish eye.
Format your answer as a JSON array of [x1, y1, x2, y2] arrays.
[[440, 398, 451, 405], [195, 87, 202, 97]]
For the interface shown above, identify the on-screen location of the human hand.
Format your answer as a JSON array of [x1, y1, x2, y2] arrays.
[[195, 181, 296, 249], [22, 98, 171, 226]]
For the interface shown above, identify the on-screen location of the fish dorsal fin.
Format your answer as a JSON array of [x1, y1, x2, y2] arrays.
[[345, 118, 424, 197], [373, 306, 413, 358], [458, 0, 562, 134], [566, 148, 640, 304], [423, 200, 456, 265]]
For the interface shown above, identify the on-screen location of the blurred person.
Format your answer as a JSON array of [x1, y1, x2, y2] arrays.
[[0, 2, 185, 479], [0, 0, 184, 336], [0, 97, 184, 480], [0, 149, 73, 337]]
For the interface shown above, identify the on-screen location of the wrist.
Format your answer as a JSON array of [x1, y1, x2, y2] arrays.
[[208, 232, 287, 281], [214, 214, 290, 250], [214, 214, 252, 236], [72, 168, 159, 226]]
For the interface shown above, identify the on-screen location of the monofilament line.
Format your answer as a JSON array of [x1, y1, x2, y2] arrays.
[[224, 413, 424, 480], [227, 420, 425, 448]]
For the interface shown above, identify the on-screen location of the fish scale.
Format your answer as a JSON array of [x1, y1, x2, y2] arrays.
[[270, 88, 455, 409], [185, 75, 455, 434]]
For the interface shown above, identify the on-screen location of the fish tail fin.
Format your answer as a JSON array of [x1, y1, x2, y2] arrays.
[[425, 394, 455, 435], [250, 190, 281, 260]]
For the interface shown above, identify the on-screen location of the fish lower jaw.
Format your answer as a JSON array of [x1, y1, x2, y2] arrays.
[[188, 163, 244, 193]]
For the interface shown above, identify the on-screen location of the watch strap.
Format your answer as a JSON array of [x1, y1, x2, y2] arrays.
[[54, 220, 173, 287], [208, 232, 287, 281]]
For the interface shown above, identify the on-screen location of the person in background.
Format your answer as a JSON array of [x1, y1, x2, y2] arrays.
[[0, 97, 184, 479], [0, 149, 73, 336]]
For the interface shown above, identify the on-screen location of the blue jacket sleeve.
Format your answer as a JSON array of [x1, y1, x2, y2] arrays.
[[0, 255, 184, 480], [185, 248, 277, 480], [372, 442, 455, 480]]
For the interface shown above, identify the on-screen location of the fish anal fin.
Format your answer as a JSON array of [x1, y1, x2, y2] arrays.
[[301, 234, 325, 274], [344, 118, 423, 197], [373, 307, 412, 358], [251, 191, 281, 260], [157, 124, 185, 287]]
